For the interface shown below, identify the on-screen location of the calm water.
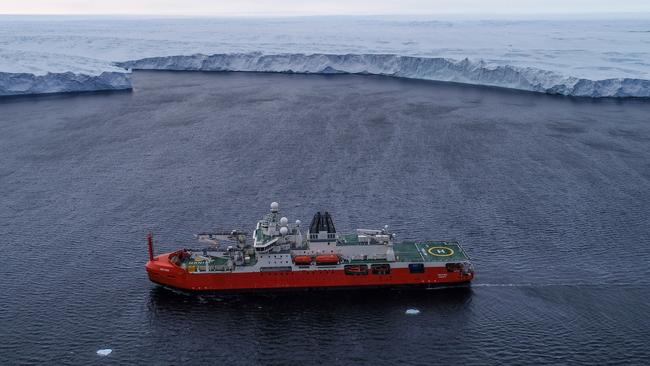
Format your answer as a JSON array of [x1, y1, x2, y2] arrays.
[[1, 72, 650, 365]]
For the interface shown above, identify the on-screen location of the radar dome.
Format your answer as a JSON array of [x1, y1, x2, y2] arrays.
[[270, 202, 279, 212], [279, 226, 288, 236], [280, 217, 288, 226]]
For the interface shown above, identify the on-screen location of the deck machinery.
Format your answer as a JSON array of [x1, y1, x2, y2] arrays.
[[145, 202, 474, 292]]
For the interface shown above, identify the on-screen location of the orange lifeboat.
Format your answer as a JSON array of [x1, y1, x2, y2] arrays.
[[293, 255, 312, 265], [315, 254, 339, 265]]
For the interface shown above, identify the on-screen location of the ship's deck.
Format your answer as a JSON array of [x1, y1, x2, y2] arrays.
[[393, 241, 469, 262], [183, 240, 470, 270]]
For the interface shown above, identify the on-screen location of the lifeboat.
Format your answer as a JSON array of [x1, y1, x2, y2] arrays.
[[315, 254, 339, 265], [293, 255, 312, 265]]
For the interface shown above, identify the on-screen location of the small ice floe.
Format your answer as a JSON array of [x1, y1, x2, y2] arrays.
[[405, 308, 420, 315], [96, 349, 112, 356]]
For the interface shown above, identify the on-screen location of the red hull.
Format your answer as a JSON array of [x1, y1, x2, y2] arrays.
[[146, 253, 474, 292]]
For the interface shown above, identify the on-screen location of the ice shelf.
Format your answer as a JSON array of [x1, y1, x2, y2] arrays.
[[117, 53, 650, 98], [2, 17, 649, 98]]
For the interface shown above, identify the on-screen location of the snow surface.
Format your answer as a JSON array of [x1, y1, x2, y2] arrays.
[[1, 16, 649, 97]]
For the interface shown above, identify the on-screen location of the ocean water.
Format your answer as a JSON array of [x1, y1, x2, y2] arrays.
[[1, 71, 649, 365]]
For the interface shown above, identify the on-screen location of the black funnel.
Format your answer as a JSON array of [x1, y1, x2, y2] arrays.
[[309, 211, 336, 233]]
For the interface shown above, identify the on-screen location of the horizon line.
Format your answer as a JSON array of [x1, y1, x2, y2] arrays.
[[1, 11, 649, 18]]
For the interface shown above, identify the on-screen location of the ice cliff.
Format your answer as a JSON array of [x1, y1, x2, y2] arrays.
[[2, 53, 649, 98], [2, 17, 649, 98], [117, 53, 650, 98], [0, 71, 132, 96]]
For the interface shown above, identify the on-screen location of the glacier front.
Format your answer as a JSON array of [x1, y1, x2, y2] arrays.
[[1, 16, 649, 98], [117, 53, 650, 98], [0, 71, 131, 96]]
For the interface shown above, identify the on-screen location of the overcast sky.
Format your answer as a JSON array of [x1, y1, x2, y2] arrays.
[[2, 0, 650, 16]]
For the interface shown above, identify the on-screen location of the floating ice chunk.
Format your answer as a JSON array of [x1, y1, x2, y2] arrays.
[[405, 308, 420, 315], [96, 349, 112, 356]]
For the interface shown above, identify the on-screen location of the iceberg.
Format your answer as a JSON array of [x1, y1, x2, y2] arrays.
[[405, 308, 420, 315], [117, 53, 650, 98], [96, 349, 112, 356], [0, 71, 131, 97], [1, 17, 649, 98]]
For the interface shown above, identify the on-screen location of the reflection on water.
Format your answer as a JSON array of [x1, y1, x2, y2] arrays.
[[147, 285, 474, 316]]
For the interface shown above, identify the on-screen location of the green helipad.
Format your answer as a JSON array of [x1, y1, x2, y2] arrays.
[[393, 241, 469, 262]]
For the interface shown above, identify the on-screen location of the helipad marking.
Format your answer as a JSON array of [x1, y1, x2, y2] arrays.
[[414, 242, 426, 261], [427, 246, 454, 257]]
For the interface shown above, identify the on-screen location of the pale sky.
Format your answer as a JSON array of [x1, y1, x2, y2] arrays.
[[1, 0, 650, 16]]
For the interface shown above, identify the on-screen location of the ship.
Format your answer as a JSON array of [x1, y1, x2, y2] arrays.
[[145, 202, 474, 292]]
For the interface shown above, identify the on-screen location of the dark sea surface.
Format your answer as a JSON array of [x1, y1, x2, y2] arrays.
[[1, 71, 650, 365]]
